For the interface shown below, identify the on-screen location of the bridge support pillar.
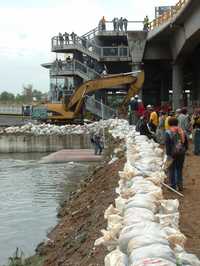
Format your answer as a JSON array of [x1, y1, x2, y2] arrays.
[[132, 62, 143, 98], [172, 63, 183, 110], [193, 65, 200, 106], [161, 75, 170, 105]]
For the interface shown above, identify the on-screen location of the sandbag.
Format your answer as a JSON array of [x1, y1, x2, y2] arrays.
[[130, 258, 176, 266], [159, 200, 179, 214], [104, 248, 129, 266], [119, 222, 166, 254], [125, 194, 159, 213], [124, 207, 156, 225], [129, 244, 176, 265], [127, 235, 169, 255], [178, 252, 200, 266], [104, 204, 121, 219], [156, 213, 179, 229]]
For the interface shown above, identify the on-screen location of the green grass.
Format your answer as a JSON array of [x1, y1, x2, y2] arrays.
[[4, 248, 44, 266]]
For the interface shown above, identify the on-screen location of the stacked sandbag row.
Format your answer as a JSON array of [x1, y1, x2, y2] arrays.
[[0, 119, 127, 136], [95, 125, 200, 266]]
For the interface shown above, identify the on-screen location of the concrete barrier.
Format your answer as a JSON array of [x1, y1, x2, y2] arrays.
[[0, 134, 92, 153]]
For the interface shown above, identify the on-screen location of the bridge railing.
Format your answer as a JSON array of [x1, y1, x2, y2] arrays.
[[82, 21, 144, 40], [149, 0, 188, 30], [52, 34, 131, 60], [50, 59, 101, 80]]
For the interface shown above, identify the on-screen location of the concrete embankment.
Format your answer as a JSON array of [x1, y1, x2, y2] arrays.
[[0, 134, 92, 153]]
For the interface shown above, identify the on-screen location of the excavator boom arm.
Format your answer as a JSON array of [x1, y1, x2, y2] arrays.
[[67, 73, 138, 111]]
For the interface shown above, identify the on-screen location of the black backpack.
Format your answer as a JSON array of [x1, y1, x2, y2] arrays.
[[167, 130, 186, 158]]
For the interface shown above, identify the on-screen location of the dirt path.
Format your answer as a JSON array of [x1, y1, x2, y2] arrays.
[[163, 150, 200, 257]]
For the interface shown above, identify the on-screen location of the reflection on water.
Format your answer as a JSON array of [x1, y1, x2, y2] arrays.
[[0, 153, 90, 265]]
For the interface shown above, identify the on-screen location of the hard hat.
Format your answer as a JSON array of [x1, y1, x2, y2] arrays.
[[131, 97, 135, 101], [147, 104, 152, 108], [135, 95, 139, 98]]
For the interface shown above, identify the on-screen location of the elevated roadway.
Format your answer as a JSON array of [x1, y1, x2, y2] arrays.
[[142, 0, 200, 109]]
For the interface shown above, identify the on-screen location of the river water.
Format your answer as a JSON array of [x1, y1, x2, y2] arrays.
[[0, 153, 91, 265]]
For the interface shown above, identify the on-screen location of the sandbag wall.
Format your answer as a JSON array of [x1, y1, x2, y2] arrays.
[[95, 123, 200, 266]]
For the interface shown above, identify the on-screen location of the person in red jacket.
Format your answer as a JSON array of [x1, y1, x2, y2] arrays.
[[137, 99, 145, 117]]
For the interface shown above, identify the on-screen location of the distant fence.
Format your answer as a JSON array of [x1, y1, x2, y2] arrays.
[[0, 106, 22, 115]]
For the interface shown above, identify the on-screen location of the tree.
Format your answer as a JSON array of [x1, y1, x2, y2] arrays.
[[0, 91, 15, 102]]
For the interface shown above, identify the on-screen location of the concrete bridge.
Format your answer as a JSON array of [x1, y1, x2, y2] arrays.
[[143, 0, 200, 109]]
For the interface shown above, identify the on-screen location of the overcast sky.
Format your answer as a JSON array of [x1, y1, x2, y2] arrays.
[[0, 0, 177, 94]]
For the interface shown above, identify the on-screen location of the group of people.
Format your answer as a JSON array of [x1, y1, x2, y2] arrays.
[[112, 17, 128, 32], [99, 16, 150, 32], [129, 95, 200, 191], [57, 32, 78, 46], [98, 16, 128, 32]]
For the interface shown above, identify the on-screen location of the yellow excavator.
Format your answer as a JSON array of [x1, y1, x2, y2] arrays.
[[32, 71, 144, 122]]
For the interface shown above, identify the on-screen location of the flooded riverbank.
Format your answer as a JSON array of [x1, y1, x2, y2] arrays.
[[0, 153, 91, 265]]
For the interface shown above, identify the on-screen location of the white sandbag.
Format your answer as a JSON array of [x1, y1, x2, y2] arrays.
[[124, 207, 156, 224], [115, 197, 127, 212], [163, 227, 186, 248], [130, 258, 176, 266], [174, 246, 200, 266], [156, 213, 179, 229], [127, 235, 169, 255], [94, 225, 121, 250], [159, 200, 179, 214], [129, 244, 176, 265], [146, 172, 166, 186], [129, 179, 163, 197], [104, 204, 121, 219], [119, 222, 166, 254], [125, 194, 159, 213], [107, 214, 123, 229], [104, 248, 129, 266], [178, 252, 200, 266]]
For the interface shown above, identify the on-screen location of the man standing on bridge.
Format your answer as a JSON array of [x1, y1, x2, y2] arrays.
[[123, 18, 128, 32], [143, 15, 149, 31]]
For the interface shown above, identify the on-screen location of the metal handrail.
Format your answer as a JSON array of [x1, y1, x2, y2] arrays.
[[149, 0, 188, 30], [81, 21, 144, 40], [51, 35, 101, 59], [51, 35, 131, 59], [85, 95, 117, 119]]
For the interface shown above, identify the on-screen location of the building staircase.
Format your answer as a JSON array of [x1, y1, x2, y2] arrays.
[[85, 95, 117, 119]]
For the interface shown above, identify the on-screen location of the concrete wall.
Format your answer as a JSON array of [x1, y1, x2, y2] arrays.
[[0, 134, 92, 153]]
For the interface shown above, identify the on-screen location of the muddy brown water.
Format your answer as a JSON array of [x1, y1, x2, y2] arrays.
[[0, 153, 91, 265]]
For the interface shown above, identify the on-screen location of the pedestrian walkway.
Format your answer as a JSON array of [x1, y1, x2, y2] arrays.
[[40, 149, 102, 163]]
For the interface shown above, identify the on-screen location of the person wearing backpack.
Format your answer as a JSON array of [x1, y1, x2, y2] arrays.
[[165, 117, 187, 191], [192, 109, 200, 155]]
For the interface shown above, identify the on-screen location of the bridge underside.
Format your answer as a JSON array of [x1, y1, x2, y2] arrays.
[[143, 0, 200, 109]]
